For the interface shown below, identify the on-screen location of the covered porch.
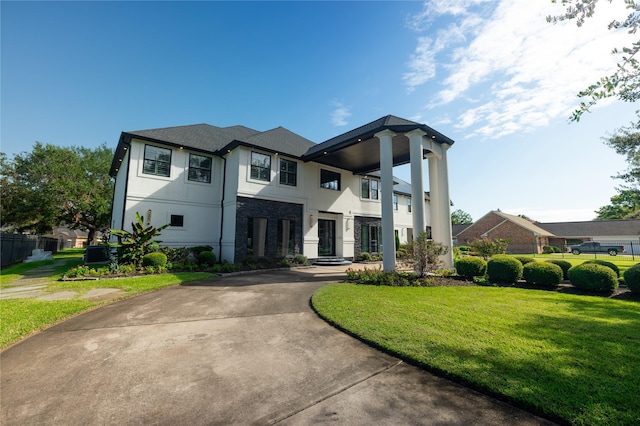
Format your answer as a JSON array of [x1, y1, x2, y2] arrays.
[[302, 115, 455, 271]]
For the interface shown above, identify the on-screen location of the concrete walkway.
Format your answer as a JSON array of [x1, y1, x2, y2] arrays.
[[0, 267, 555, 425]]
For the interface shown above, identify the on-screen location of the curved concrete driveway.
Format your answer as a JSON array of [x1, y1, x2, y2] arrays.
[[1, 267, 554, 425]]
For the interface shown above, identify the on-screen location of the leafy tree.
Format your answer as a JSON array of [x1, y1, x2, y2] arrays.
[[451, 209, 473, 224], [596, 188, 640, 218], [0, 142, 114, 242], [548, 0, 640, 121]]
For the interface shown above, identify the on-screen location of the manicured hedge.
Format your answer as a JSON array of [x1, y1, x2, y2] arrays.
[[545, 259, 572, 280], [455, 256, 487, 280], [523, 262, 563, 288], [513, 256, 536, 265], [583, 259, 620, 277], [198, 250, 217, 266], [487, 256, 523, 284], [568, 263, 618, 292], [623, 263, 640, 293], [141, 252, 168, 268]]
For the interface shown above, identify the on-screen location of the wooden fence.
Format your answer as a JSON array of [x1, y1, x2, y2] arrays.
[[1, 234, 65, 268]]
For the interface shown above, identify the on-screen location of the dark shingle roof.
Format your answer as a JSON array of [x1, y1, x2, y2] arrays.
[[537, 220, 640, 237], [224, 126, 316, 157]]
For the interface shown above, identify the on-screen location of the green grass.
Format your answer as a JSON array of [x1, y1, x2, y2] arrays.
[[312, 284, 640, 426], [1, 249, 215, 349]]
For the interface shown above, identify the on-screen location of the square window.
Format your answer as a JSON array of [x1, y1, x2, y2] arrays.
[[170, 214, 184, 227], [188, 154, 212, 183], [250, 152, 271, 181], [279, 159, 297, 186], [143, 145, 171, 177], [320, 169, 340, 191]]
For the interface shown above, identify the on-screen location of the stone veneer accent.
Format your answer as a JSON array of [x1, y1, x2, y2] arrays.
[[234, 197, 303, 261], [354, 216, 381, 259]]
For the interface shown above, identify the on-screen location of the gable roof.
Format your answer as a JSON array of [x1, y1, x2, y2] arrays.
[[470, 210, 554, 237], [216, 126, 316, 157], [537, 219, 640, 237]]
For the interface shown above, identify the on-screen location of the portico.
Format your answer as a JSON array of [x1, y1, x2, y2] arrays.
[[302, 115, 454, 271]]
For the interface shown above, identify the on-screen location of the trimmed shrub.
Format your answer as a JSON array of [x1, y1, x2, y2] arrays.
[[523, 262, 563, 288], [582, 259, 620, 277], [513, 256, 536, 265], [542, 245, 561, 254], [568, 263, 619, 292], [293, 254, 308, 265], [545, 259, 572, 280], [191, 245, 214, 256], [198, 250, 217, 266], [455, 256, 487, 280], [487, 256, 523, 284], [623, 263, 640, 293], [141, 252, 168, 268], [360, 252, 373, 262]]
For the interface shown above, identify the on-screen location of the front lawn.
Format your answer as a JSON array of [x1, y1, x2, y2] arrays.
[[312, 284, 640, 426]]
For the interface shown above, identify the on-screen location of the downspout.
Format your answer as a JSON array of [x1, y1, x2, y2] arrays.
[[218, 155, 227, 263]]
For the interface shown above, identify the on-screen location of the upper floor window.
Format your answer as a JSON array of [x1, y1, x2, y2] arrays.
[[188, 154, 212, 183], [251, 152, 271, 181], [143, 145, 171, 177], [320, 169, 341, 191], [371, 180, 379, 200], [361, 178, 370, 199], [407, 197, 412, 212], [279, 159, 297, 186], [393, 195, 399, 210]]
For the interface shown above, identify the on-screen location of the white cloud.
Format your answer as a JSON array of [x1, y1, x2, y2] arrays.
[[404, 0, 633, 138], [330, 101, 351, 127]]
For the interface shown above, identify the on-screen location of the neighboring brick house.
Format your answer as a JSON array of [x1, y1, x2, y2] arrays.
[[455, 210, 553, 254]]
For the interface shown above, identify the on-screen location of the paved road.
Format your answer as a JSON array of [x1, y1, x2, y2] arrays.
[[1, 267, 555, 425]]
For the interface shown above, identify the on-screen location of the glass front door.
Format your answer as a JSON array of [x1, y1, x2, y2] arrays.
[[318, 219, 336, 256]]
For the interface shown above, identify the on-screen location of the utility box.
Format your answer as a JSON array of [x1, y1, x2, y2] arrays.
[[84, 245, 113, 265]]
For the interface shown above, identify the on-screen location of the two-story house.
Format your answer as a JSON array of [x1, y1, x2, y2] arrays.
[[109, 115, 455, 269]]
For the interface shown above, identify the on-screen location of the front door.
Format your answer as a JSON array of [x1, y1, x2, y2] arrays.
[[318, 219, 336, 256]]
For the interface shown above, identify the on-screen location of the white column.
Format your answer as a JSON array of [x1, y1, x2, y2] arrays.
[[375, 129, 396, 272], [407, 130, 426, 239], [438, 144, 454, 268], [427, 152, 441, 241]]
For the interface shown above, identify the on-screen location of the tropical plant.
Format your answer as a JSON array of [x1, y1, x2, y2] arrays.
[[110, 212, 170, 266]]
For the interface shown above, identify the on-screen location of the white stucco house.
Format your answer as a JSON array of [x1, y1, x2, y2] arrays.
[[109, 115, 455, 270]]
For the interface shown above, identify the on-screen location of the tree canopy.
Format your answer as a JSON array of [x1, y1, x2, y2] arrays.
[[451, 209, 473, 224], [548, 0, 640, 121], [0, 143, 114, 243]]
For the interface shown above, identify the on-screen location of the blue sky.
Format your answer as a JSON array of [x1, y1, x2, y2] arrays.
[[2, 0, 636, 223]]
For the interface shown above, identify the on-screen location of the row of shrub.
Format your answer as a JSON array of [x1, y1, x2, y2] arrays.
[[455, 255, 640, 293]]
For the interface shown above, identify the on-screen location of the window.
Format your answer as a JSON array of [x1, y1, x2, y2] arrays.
[[279, 159, 297, 186], [371, 180, 379, 200], [361, 178, 370, 199], [393, 195, 398, 210], [320, 169, 340, 191], [143, 145, 171, 177], [407, 197, 412, 212], [247, 217, 267, 257], [250, 152, 271, 181], [188, 154, 212, 183], [277, 219, 295, 256], [361, 224, 381, 254], [170, 214, 184, 227]]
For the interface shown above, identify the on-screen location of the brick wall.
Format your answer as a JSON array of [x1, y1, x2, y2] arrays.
[[234, 197, 303, 261]]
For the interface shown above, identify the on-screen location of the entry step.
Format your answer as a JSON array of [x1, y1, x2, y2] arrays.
[[313, 257, 352, 266]]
